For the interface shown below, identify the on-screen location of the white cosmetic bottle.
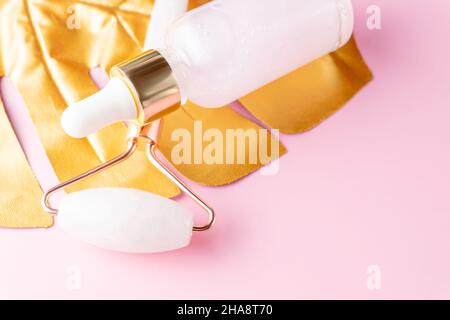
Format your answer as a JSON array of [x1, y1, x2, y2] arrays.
[[62, 0, 354, 138]]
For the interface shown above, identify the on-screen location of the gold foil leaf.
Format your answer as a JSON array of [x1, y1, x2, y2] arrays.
[[0, 0, 179, 198], [189, 0, 211, 9], [0, 100, 53, 228], [159, 102, 287, 186]]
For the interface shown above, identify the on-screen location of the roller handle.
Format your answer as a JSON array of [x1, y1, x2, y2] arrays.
[[61, 78, 138, 138]]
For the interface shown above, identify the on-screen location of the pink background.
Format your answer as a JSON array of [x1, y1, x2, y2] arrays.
[[1, 0, 450, 299]]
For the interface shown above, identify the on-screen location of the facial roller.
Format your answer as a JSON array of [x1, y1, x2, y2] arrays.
[[42, 130, 215, 254], [42, 0, 213, 254]]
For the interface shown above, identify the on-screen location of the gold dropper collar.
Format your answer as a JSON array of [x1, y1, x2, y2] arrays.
[[110, 50, 181, 127]]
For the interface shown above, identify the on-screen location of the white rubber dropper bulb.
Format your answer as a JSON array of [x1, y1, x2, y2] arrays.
[[61, 77, 137, 138]]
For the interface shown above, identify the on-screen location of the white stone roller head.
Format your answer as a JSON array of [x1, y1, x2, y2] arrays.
[[61, 78, 137, 138], [58, 188, 194, 253]]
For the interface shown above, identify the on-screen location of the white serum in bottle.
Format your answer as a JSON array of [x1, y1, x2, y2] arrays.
[[62, 0, 354, 138]]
